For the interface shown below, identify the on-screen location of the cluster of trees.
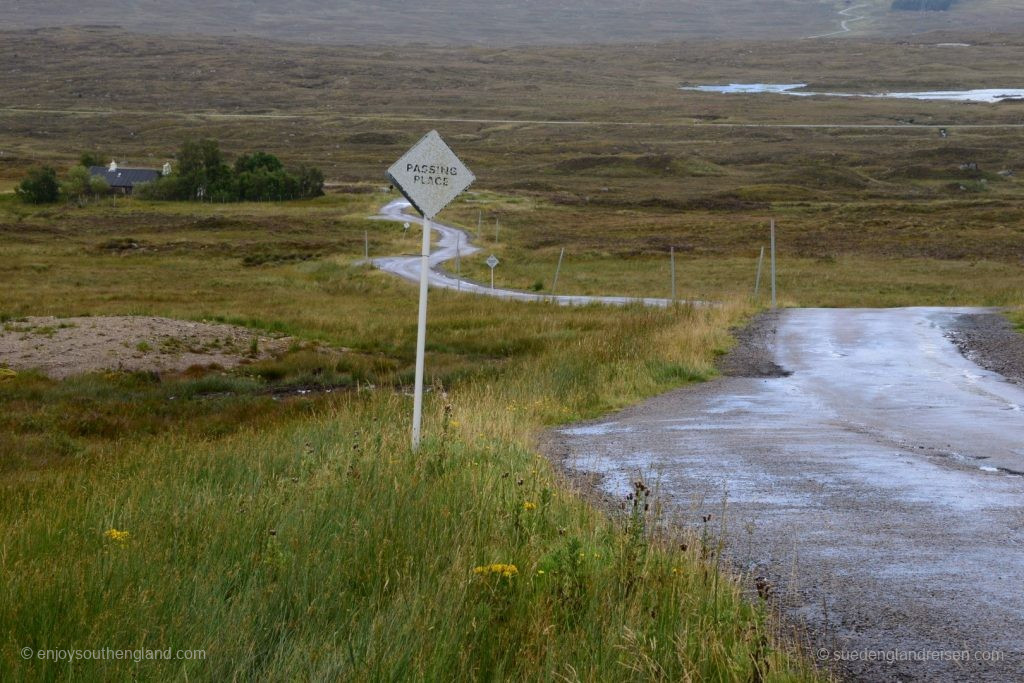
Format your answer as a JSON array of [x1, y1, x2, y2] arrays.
[[15, 157, 110, 205], [139, 139, 324, 202], [14, 140, 325, 204]]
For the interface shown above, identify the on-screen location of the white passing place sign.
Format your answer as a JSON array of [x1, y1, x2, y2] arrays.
[[385, 130, 476, 451], [486, 255, 499, 269], [387, 130, 475, 219]]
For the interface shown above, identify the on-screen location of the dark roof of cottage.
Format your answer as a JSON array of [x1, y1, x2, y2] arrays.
[[88, 166, 161, 188]]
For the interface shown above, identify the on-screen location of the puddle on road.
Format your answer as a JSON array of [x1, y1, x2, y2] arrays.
[[564, 449, 663, 497], [558, 422, 633, 437], [564, 442, 821, 508]]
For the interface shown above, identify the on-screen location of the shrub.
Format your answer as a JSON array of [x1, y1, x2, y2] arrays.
[[61, 165, 109, 202], [15, 167, 60, 204], [140, 140, 325, 202], [79, 151, 106, 168], [136, 175, 189, 201]]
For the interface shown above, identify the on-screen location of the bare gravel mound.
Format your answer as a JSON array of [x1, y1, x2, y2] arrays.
[[0, 316, 292, 379]]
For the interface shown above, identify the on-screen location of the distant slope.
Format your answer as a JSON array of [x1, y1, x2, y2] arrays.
[[3, 0, 1023, 45], [0, 0, 930, 44], [4, 0, 831, 44]]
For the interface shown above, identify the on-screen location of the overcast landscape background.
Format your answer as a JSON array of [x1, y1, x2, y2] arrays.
[[6, 0, 1024, 44]]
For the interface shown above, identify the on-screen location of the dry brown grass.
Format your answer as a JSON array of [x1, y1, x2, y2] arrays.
[[6, 0, 1024, 45]]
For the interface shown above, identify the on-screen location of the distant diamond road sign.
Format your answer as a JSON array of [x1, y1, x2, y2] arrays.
[[387, 130, 475, 219], [486, 255, 499, 269]]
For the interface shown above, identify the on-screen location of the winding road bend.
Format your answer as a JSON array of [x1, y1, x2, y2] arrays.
[[548, 307, 1024, 682], [370, 199, 687, 307]]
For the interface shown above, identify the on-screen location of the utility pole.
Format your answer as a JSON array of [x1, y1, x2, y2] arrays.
[[670, 246, 677, 302], [456, 236, 461, 292], [754, 245, 765, 298], [770, 220, 777, 309], [551, 247, 565, 298]]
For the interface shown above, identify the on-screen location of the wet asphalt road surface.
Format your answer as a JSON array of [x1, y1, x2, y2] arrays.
[[547, 307, 1024, 682]]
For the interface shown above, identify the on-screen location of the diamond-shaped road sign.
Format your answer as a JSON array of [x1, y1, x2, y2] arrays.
[[387, 130, 475, 219], [486, 255, 499, 269]]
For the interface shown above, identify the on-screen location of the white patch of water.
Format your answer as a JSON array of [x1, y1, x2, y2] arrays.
[[683, 83, 810, 95], [681, 84, 1024, 103], [558, 422, 632, 437]]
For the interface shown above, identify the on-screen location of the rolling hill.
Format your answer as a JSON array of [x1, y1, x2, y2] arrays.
[[4, 0, 1023, 45]]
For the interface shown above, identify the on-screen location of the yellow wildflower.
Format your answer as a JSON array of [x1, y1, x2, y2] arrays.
[[473, 563, 518, 578], [522, 501, 537, 511], [104, 528, 130, 542]]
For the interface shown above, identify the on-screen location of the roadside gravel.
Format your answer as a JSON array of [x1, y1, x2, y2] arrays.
[[947, 311, 1024, 386], [717, 310, 790, 378]]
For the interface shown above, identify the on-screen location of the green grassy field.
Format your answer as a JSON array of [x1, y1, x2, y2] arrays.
[[2, 29, 1023, 314], [444, 193, 1024, 307], [0, 188, 828, 680]]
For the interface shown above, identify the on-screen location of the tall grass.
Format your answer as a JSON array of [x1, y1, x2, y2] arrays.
[[0, 298, 821, 681]]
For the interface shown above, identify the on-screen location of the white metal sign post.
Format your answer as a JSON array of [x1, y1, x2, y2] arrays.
[[387, 131, 476, 450]]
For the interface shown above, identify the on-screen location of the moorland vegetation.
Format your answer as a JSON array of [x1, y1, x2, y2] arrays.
[[1, 26, 1022, 681]]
